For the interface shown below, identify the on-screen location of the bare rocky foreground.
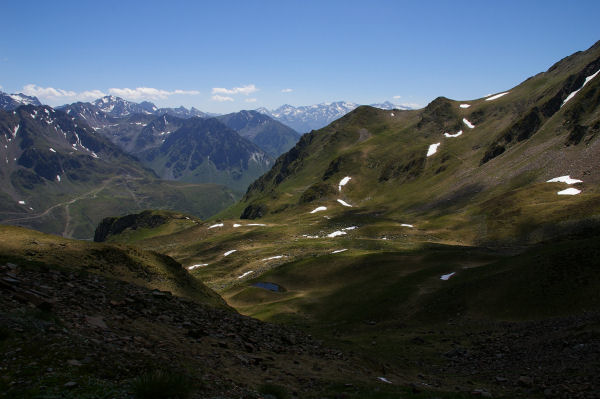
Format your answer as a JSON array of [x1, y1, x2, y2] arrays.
[[2, 259, 599, 398], [0, 262, 376, 398]]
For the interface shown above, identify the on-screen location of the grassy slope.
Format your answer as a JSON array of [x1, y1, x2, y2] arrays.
[[0, 225, 228, 308], [230, 41, 600, 246]]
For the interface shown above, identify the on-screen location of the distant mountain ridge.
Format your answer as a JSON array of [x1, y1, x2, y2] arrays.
[[256, 100, 412, 132], [140, 117, 272, 192], [0, 91, 42, 110], [216, 110, 300, 157], [91, 95, 216, 119]]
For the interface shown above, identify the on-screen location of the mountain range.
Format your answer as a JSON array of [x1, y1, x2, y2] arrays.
[[58, 99, 277, 192], [0, 104, 236, 238], [256, 100, 412, 133], [90, 95, 216, 119]]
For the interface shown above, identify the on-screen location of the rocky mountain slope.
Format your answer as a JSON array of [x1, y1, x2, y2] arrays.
[[216, 110, 301, 157], [140, 118, 273, 193], [0, 105, 235, 238]]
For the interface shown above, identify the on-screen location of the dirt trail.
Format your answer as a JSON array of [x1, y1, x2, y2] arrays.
[[1, 176, 143, 238]]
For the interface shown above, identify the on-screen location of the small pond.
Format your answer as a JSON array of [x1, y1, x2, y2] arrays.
[[252, 282, 283, 292]]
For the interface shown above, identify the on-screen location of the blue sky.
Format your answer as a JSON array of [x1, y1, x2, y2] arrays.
[[1, 0, 599, 113]]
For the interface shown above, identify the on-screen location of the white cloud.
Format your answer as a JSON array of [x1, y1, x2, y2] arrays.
[[23, 84, 77, 98], [211, 84, 257, 96], [108, 87, 200, 100], [79, 90, 107, 100], [20, 84, 199, 105], [281, 88, 293, 93], [393, 95, 402, 99], [245, 98, 257, 103], [211, 95, 234, 102]]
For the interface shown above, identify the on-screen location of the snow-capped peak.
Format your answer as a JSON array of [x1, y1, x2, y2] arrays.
[[256, 100, 413, 132]]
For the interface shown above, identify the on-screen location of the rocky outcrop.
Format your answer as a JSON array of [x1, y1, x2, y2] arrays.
[[94, 210, 170, 242]]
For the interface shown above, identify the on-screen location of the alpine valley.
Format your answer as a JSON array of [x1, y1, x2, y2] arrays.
[[2, 40, 600, 399]]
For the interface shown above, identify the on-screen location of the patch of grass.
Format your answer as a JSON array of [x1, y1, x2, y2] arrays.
[[131, 370, 192, 399]]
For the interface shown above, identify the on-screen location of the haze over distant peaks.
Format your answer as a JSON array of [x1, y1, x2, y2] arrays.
[[256, 101, 412, 132]]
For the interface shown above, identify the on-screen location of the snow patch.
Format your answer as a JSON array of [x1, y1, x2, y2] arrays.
[[427, 143, 440, 157], [338, 176, 351, 191], [390, 112, 395, 117], [327, 231, 347, 238], [262, 255, 284, 261], [302, 234, 319, 238], [459, 104, 471, 108], [557, 188, 581, 195], [343, 226, 357, 230], [310, 206, 327, 214], [233, 223, 242, 228], [331, 249, 347, 254], [56, 175, 61, 182], [378, 377, 392, 384], [188, 264, 208, 270], [401, 224, 414, 228], [247, 223, 267, 226], [337, 199, 352, 207], [49, 147, 56, 153], [224, 250, 237, 256], [18, 200, 26, 205], [485, 92, 509, 101], [237, 270, 253, 279], [463, 118, 475, 129], [12, 125, 19, 138], [562, 70, 599, 107], [546, 175, 582, 185], [440, 272, 456, 281], [444, 130, 463, 138], [208, 223, 224, 229]]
